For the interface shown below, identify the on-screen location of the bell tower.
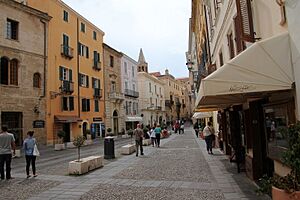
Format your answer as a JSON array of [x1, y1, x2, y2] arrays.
[[137, 48, 148, 73]]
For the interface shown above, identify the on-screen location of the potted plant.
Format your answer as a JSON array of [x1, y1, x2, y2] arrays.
[[73, 135, 86, 162], [106, 128, 113, 136], [55, 130, 66, 150], [257, 122, 300, 199]]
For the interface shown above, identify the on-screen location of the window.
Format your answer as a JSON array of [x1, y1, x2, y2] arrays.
[[92, 78, 100, 89], [33, 73, 41, 88], [81, 22, 85, 33], [155, 85, 157, 94], [124, 62, 127, 74], [63, 10, 68, 22], [125, 101, 129, 115], [94, 100, 99, 112], [236, 0, 255, 42], [150, 97, 153, 106], [93, 31, 97, 40], [149, 83, 151, 92], [0, 57, 18, 86], [219, 51, 224, 67], [79, 73, 89, 87], [109, 55, 114, 67], [63, 34, 69, 46], [9, 59, 18, 85], [111, 81, 116, 92], [59, 66, 72, 81], [159, 87, 161, 95], [82, 98, 90, 112], [78, 43, 89, 58], [132, 84, 135, 92], [125, 81, 128, 90], [7, 19, 18, 40], [62, 96, 74, 111], [132, 66, 134, 77]]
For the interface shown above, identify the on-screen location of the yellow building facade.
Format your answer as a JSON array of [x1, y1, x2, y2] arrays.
[[27, 0, 105, 144]]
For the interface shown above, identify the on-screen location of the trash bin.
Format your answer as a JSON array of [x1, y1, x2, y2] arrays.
[[104, 136, 115, 159]]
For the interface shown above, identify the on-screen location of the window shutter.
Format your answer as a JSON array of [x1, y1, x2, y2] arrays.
[[82, 99, 85, 112], [94, 51, 97, 61], [234, 15, 244, 54], [69, 96, 74, 111], [86, 75, 89, 87], [227, 33, 235, 59], [87, 99, 90, 111], [92, 77, 95, 88], [236, 0, 254, 42], [98, 80, 100, 89], [86, 46, 89, 58], [78, 73, 82, 86], [78, 42, 81, 55], [59, 66, 63, 80], [97, 53, 100, 62], [69, 69, 72, 81]]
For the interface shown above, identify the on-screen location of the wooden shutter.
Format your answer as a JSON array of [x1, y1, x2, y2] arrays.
[[234, 15, 244, 54], [87, 99, 90, 111], [236, 0, 254, 42], [86, 75, 89, 87], [82, 99, 86, 112], [69, 69, 72, 81], [227, 33, 235, 59], [69, 96, 74, 111], [78, 42, 81, 55], [92, 77, 95, 88], [59, 66, 63, 80], [86, 46, 89, 58], [98, 80, 100, 89]]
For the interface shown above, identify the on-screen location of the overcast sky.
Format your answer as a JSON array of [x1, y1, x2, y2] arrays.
[[63, 0, 191, 78]]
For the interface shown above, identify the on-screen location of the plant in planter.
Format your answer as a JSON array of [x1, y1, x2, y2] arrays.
[[73, 135, 86, 162], [257, 122, 300, 200], [106, 128, 113, 136]]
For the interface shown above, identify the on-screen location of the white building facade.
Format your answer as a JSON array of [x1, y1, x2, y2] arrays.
[[121, 53, 141, 130]]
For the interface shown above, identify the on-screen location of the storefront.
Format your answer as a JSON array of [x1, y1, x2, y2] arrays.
[[195, 33, 295, 180]]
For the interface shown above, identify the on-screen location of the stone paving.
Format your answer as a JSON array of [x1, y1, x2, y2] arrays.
[[0, 127, 270, 200]]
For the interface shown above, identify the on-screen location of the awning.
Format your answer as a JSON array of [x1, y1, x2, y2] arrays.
[[192, 112, 213, 119], [54, 115, 82, 123], [125, 116, 143, 122], [196, 32, 294, 109]]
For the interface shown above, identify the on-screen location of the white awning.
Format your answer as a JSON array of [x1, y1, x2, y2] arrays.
[[125, 116, 143, 122], [192, 112, 213, 119], [196, 32, 294, 109]]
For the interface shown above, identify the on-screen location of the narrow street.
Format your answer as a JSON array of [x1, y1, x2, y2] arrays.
[[1, 127, 269, 200]]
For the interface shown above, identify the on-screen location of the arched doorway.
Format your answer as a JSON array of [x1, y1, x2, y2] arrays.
[[113, 110, 119, 135]]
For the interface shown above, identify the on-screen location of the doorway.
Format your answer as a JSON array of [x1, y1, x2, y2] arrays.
[[1, 112, 23, 146], [113, 110, 119, 135], [62, 123, 70, 142]]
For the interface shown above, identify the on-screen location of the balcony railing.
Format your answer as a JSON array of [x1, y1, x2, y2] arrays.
[[61, 80, 74, 94], [93, 60, 101, 70], [109, 92, 124, 100], [124, 89, 139, 98], [94, 88, 102, 98], [61, 45, 74, 59]]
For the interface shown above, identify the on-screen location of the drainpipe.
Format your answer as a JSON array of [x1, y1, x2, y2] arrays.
[[77, 18, 80, 117], [40, 19, 47, 98]]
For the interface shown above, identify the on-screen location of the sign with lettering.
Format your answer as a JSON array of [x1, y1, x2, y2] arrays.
[[33, 120, 45, 128], [93, 117, 102, 122]]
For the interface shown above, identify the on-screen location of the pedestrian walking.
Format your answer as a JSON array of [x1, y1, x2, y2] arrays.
[[134, 124, 144, 157], [203, 122, 214, 154], [179, 121, 185, 134], [154, 124, 162, 147], [23, 131, 38, 178], [150, 127, 156, 147], [0, 125, 16, 180], [193, 122, 199, 138]]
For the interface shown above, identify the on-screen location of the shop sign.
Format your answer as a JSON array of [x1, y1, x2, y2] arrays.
[[33, 120, 45, 128], [93, 117, 102, 122]]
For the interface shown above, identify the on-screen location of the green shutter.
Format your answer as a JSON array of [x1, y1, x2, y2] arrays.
[[87, 99, 90, 111], [69, 96, 74, 111], [86, 46, 89, 58], [59, 66, 63, 80], [69, 69, 72, 81], [86, 75, 89, 88]]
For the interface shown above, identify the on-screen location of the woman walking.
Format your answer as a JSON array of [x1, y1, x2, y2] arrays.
[[154, 124, 162, 147], [203, 122, 214, 154], [23, 131, 38, 178], [150, 127, 156, 147]]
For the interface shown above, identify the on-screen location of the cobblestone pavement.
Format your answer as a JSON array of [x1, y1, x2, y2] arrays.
[[1, 127, 270, 200]]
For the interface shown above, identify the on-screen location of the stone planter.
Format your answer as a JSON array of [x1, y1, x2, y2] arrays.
[[272, 186, 300, 200], [142, 139, 151, 146], [66, 142, 75, 148], [121, 134, 130, 139], [54, 143, 66, 151], [84, 140, 93, 146], [121, 144, 136, 155], [69, 156, 103, 175]]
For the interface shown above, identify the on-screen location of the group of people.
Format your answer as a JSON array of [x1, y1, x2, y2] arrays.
[[0, 125, 38, 180]]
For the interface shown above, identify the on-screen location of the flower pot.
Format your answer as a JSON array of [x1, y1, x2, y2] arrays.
[[272, 186, 300, 200]]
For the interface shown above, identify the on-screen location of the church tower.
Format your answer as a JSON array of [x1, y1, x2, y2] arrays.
[[137, 48, 148, 73]]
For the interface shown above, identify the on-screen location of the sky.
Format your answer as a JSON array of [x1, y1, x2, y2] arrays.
[[63, 0, 191, 78]]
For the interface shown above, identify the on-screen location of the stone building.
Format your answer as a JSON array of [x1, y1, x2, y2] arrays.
[[103, 44, 125, 135], [0, 0, 51, 145]]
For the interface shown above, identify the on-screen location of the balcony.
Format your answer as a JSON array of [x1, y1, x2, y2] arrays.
[[124, 89, 139, 98], [94, 88, 102, 98], [93, 60, 101, 70], [61, 45, 74, 59], [60, 80, 74, 94], [165, 100, 172, 107], [109, 92, 124, 101]]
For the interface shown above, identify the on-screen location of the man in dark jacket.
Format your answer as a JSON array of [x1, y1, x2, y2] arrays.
[[134, 124, 144, 157]]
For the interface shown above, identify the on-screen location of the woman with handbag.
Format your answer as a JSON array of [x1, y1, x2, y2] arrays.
[[23, 131, 39, 178]]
